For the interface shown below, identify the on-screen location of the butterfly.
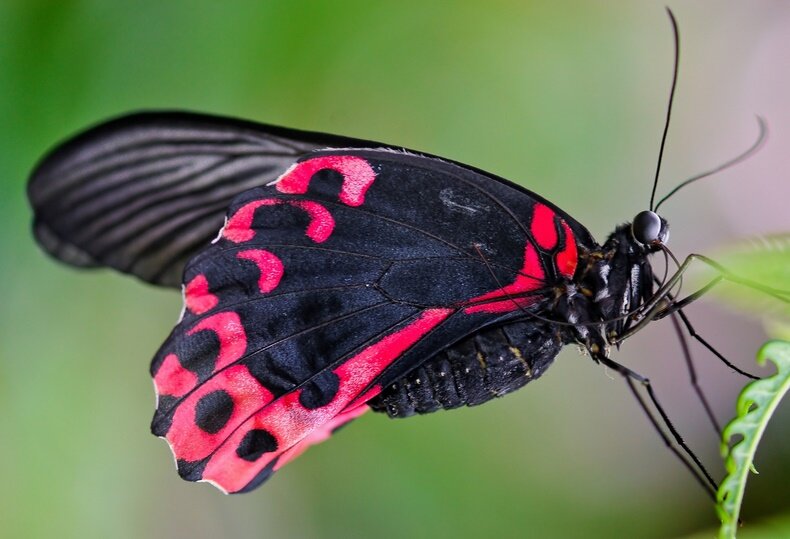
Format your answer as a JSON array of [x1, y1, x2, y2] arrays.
[[27, 9, 771, 495]]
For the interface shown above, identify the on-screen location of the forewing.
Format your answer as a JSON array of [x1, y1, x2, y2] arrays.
[[27, 111, 373, 286], [151, 149, 589, 492]]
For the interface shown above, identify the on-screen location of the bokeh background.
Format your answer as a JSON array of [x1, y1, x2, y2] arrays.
[[1, 1, 788, 538]]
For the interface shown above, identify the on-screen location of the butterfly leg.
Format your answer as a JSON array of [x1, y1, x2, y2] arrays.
[[651, 271, 726, 433], [666, 311, 721, 435], [658, 271, 760, 437], [672, 308, 758, 379], [615, 262, 762, 385], [616, 253, 789, 346], [638, 253, 790, 322], [593, 352, 719, 500]]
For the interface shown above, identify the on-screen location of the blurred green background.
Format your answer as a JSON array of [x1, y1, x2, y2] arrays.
[[1, 1, 788, 538]]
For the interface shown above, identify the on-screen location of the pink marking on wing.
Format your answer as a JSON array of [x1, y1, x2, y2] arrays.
[[201, 308, 452, 492], [236, 250, 284, 293], [276, 155, 377, 207], [223, 199, 334, 244], [274, 402, 371, 470], [184, 274, 218, 315], [165, 365, 274, 462], [555, 221, 578, 278], [155, 312, 247, 402], [464, 243, 544, 314], [188, 312, 247, 373], [154, 353, 199, 398], [531, 203, 558, 250]]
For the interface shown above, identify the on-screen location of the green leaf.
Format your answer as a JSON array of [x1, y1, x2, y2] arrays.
[[717, 341, 790, 539], [703, 235, 790, 336]]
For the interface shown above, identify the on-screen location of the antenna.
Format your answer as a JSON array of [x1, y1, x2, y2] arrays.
[[654, 117, 768, 211], [649, 7, 680, 211]]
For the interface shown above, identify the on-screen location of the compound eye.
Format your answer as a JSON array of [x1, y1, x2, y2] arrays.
[[632, 210, 662, 245]]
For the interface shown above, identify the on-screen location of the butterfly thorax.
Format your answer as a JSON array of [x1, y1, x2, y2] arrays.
[[569, 222, 658, 352]]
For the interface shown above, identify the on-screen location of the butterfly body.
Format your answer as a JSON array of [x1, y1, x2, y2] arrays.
[[370, 320, 563, 418]]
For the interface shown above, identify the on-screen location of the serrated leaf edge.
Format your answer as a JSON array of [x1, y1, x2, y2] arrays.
[[717, 340, 790, 539]]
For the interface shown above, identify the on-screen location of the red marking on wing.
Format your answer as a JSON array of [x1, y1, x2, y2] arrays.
[[236, 250, 284, 293], [464, 243, 544, 314], [531, 203, 558, 250], [167, 365, 275, 462], [154, 353, 198, 398], [223, 199, 334, 244], [555, 221, 578, 278], [184, 274, 218, 315], [188, 312, 247, 372], [274, 402, 371, 470], [154, 311, 248, 401], [276, 155, 377, 207], [200, 307, 452, 493]]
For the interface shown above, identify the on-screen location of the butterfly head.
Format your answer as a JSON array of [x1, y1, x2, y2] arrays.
[[631, 210, 669, 248]]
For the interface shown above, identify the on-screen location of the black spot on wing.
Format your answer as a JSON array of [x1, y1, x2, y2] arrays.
[[176, 457, 208, 482], [299, 371, 340, 409], [236, 429, 279, 462], [177, 329, 221, 379], [151, 395, 177, 436], [195, 390, 235, 434]]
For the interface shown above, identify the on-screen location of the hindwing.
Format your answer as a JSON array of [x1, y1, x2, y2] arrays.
[[150, 148, 589, 492]]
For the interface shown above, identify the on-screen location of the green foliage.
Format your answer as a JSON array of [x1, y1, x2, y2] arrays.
[[717, 341, 790, 539], [707, 236, 790, 337]]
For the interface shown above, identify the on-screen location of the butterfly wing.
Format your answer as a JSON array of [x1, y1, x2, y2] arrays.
[[28, 111, 596, 492], [28, 110, 594, 288], [27, 111, 377, 286], [151, 148, 593, 492]]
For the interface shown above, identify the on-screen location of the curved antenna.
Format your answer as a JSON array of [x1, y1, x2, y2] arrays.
[[654, 116, 768, 211], [649, 7, 681, 211]]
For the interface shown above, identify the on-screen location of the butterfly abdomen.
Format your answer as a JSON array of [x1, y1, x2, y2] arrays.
[[369, 321, 563, 418]]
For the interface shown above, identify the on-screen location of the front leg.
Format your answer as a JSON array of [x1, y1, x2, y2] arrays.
[[615, 252, 789, 344], [641, 253, 789, 318]]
